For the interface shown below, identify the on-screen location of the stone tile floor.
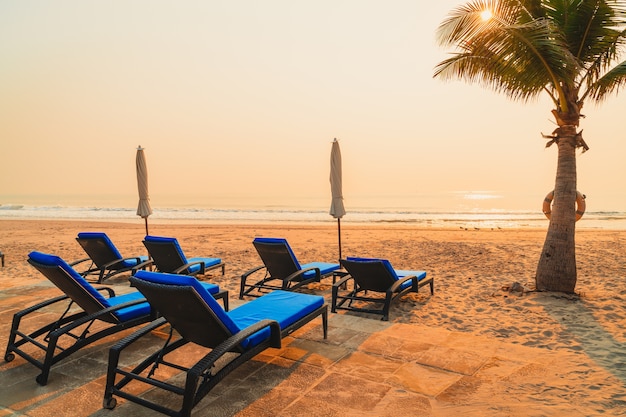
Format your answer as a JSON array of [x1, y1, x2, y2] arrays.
[[1, 276, 623, 416]]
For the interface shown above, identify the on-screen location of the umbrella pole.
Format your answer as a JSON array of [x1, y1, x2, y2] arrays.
[[337, 218, 342, 262], [144, 218, 149, 236]]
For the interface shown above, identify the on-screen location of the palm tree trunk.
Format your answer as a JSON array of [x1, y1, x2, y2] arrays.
[[535, 126, 578, 293]]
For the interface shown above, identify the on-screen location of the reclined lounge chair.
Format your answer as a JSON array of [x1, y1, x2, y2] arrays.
[[141, 235, 225, 276], [240, 237, 340, 299], [3, 251, 156, 385], [104, 270, 327, 417], [74, 232, 149, 283], [332, 257, 433, 321]]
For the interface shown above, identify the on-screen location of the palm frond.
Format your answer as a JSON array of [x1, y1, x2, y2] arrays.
[[436, 12, 579, 101], [585, 59, 626, 99], [435, 0, 626, 111]]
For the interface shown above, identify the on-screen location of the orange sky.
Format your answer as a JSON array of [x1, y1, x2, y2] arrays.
[[1, 1, 624, 212]]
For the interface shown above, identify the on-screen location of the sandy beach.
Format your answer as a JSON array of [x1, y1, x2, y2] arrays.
[[1, 219, 625, 416]]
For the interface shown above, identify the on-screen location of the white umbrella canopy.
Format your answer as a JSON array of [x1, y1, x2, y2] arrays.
[[329, 138, 345, 261], [136, 146, 153, 235]]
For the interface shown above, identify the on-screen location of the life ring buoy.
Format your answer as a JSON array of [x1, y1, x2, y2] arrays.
[[542, 190, 586, 221]]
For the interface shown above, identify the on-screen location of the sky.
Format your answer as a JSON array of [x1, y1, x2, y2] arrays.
[[1, 0, 625, 213]]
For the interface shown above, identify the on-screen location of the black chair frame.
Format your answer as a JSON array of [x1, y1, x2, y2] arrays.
[[75, 234, 148, 283], [239, 240, 330, 298], [141, 239, 225, 276], [332, 259, 434, 321], [104, 278, 327, 417], [3, 259, 155, 385]]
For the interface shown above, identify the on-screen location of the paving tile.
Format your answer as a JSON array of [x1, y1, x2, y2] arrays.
[[434, 374, 483, 404], [283, 372, 390, 415], [332, 351, 404, 384], [371, 388, 433, 417], [413, 345, 489, 375], [287, 338, 352, 366], [388, 361, 462, 397], [2, 271, 619, 417], [359, 332, 433, 362], [383, 323, 452, 345], [24, 377, 106, 417], [231, 361, 327, 417]]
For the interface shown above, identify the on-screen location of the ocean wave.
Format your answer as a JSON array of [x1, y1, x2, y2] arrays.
[[0, 203, 624, 229]]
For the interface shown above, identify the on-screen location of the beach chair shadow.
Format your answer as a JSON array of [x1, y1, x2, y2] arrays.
[[74, 232, 149, 283], [332, 257, 434, 321], [3, 251, 157, 385], [104, 270, 327, 417], [141, 235, 225, 276], [240, 237, 340, 299]]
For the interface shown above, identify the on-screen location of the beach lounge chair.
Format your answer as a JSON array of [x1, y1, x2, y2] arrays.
[[3, 251, 156, 385], [141, 235, 225, 276], [104, 270, 327, 417], [332, 257, 433, 321], [239, 237, 340, 299], [74, 232, 149, 283]]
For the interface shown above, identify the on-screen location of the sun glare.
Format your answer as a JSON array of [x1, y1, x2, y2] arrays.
[[480, 9, 493, 21]]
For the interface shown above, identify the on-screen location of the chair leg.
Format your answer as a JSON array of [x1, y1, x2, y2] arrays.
[[382, 293, 393, 321], [4, 313, 22, 362], [37, 332, 60, 385], [331, 285, 338, 313]]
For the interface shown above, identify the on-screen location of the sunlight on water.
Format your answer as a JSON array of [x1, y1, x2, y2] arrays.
[[461, 191, 502, 200]]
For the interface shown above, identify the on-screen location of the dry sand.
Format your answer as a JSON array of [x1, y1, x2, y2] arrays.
[[1, 220, 625, 415]]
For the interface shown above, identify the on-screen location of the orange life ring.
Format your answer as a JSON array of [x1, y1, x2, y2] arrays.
[[543, 190, 585, 221]]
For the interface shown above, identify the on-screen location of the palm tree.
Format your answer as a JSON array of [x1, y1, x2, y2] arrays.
[[434, 0, 626, 293]]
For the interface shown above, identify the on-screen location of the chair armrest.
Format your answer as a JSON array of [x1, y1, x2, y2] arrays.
[[69, 257, 91, 267], [94, 286, 116, 298], [285, 266, 320, 283], [241, 265, 266, 279], [388, 275, 417, 293], [191, 319, 282, 376], [49, 297, 153, 338], [12, 294, 71, 319], [173, 260, 205, 275], [132, 259, 154, 275], [100, 256, 144, 270], [109, 317, 169, 353], [332, 274, 353, 288]]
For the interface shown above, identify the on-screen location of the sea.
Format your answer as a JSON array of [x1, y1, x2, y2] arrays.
[[1, 193, 625, 230]]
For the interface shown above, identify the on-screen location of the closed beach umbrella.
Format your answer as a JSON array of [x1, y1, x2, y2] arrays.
[[329, 138, 346, 261], [136, 145, 152, 235]]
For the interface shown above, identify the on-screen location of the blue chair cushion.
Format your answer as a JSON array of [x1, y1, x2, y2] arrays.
[[345, 256, 426, 291], [118, 256, 150, 268], [107, 291, 152, 321], [394, 270, 428, 280], [228, 290, 324, 348], [300, 262, 340, 279], [186, 257, 223, 274]]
